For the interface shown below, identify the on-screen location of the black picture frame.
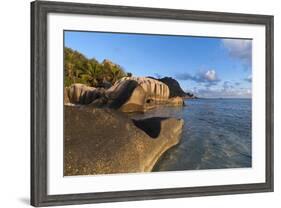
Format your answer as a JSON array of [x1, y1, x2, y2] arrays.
[[31, 0, 274, 207]]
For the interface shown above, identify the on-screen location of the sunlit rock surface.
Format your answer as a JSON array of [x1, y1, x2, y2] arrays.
[[64, 77, 184, 112], [65, 83, 105, 105], [64, 105, 184, 176], [116, 77, 170, 101]]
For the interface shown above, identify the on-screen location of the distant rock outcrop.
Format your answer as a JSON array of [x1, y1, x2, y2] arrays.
[[148, 76, 197, 98], [158, 77, 187, 98], [64, 105, 184, 175]]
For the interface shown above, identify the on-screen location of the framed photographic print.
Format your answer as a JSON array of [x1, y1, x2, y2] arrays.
[[31, 0, 274, 207]]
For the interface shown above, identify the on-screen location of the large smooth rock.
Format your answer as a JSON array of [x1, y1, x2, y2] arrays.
[[64, 105, 184, 176], [65, 77, 185, 112], [105, 80, 141, 109], [65, 83, 105, 105], [108, 77, 171, 112], [116, 77, 170, 101]]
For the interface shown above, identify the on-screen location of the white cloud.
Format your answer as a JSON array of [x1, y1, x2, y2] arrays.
[[176, 69, 220, 87], [194, 87, 251, 98], [204, 70, 217, 81], [222, 39, 252, 66], [190, 80, 251, 98]]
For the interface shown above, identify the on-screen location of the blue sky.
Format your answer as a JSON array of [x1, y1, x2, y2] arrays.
[[65, 31, 252, 98]]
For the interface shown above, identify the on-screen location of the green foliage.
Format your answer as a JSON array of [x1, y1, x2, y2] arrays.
[[64, 47, 128, 87]]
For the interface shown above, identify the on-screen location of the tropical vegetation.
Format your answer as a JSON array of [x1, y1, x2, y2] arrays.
[[64, 47, 130, 87]]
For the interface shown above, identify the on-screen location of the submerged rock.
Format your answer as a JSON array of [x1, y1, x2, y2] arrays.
[[64, 105, 184, 176]]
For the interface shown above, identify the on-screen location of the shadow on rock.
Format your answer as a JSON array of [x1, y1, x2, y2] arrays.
[[132, 117, 168, 138]]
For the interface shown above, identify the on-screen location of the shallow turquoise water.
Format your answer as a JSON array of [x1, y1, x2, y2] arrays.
[[131, 98, 252, 171]]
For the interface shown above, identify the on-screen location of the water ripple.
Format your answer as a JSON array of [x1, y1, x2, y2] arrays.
[[130, 98, 252, 172]]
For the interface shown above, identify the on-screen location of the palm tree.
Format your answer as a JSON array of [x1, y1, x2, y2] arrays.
[[110, 66, 126, 84], [80, 62, 102, 87], [64, 47, 128, 87]]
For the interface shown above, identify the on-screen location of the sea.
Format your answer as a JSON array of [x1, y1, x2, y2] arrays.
[[130, 98, 252, 171]]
